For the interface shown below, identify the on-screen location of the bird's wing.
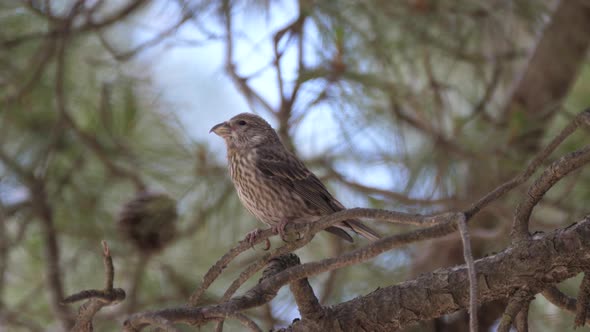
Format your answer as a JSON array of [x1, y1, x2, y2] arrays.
[[255, 147, 343, 215], [256, 146, 381, 242]]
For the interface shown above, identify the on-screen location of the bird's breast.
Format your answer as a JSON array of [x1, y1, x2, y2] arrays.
[[228, 151, 307, 224], [228, 152, 266, 217]]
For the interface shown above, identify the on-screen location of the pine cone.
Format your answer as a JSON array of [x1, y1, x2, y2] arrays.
[[117, 192, 178, 254]]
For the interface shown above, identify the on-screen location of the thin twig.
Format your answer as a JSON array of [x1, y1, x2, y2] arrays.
[[456, 214, 478, 332], [461, 60, 503, 128], [62, 241, 126, 332], [2, 37, 57, 104], [95, 8, 195, 61], [188, 227, 277, 306], [389, 102, 479, 160], [511, 145, 590, 241], [328, 167, 456, 206], [466, 109, 590, 219], [60, 111, 146, 191], [2, 0, 149, 48], [543, 285, 590, 326], [543, 286, 577, 311], [271, 13, 305, 150], [221, 0, 274, 114], [218, 234, 314, 303], [0, 307, 44, 332]]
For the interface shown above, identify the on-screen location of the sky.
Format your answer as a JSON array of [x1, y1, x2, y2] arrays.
[[123, 0, 406, 202], [134, 1, 294, 139]]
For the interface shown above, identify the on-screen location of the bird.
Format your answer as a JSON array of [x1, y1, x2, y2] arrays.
[[210, 112, 380, 244]]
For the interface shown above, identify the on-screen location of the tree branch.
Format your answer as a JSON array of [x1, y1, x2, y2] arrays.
[[511, 145, 590, 241], [62, 241, 126, 332], [465, 108, 590, 218], [272, 254, 324, 320], [128, 252, 301, 331], [515, 303, 530, 332], [2, 0, 149, 48], [221, 0, 275, 115], [125, 217, 590, 331], [497, 289, 534, 332], [542, 286, 590, 326], [575, 272, 590, 328], [456, 214, 477, 332]]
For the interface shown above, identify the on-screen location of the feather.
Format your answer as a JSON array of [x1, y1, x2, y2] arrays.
[[256, 146, 380, 241]]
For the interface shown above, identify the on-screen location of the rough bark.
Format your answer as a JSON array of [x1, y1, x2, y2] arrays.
[[284, 216, 590, 331]]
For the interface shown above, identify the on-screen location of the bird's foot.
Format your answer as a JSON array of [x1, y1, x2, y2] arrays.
[[244, 229, 271, 250], [271, 220, 290, 242]]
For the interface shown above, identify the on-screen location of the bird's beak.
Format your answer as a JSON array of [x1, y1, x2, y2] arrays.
[[210, 121, 231, 137]]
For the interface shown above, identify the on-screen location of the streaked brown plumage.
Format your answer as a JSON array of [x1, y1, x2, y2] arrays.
[[210, 113, 380, 243]]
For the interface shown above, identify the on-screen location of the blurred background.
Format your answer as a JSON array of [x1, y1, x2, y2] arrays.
[[1, 0, 590, 331]]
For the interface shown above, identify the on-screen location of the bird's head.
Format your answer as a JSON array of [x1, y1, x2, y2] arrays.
[[210, 113, 280, 150]]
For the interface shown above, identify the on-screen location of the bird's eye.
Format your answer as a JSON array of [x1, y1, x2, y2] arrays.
[[238, 120, 247, 126]]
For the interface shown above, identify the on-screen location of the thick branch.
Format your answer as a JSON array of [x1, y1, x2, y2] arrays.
[[125, 217, 590, 331], [289, 217, 590, 331], [501, 0, 590, 151], [269, 255, 325, 321]]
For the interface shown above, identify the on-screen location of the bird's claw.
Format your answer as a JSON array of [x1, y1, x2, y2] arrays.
[[271, 220, 289, 242], [245, 229, 261, 247], [244, 229, 271, 250]]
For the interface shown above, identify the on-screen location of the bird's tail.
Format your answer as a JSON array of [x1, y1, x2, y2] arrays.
[[343, 219, 381, 241], [325, 226, 354, 242]]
